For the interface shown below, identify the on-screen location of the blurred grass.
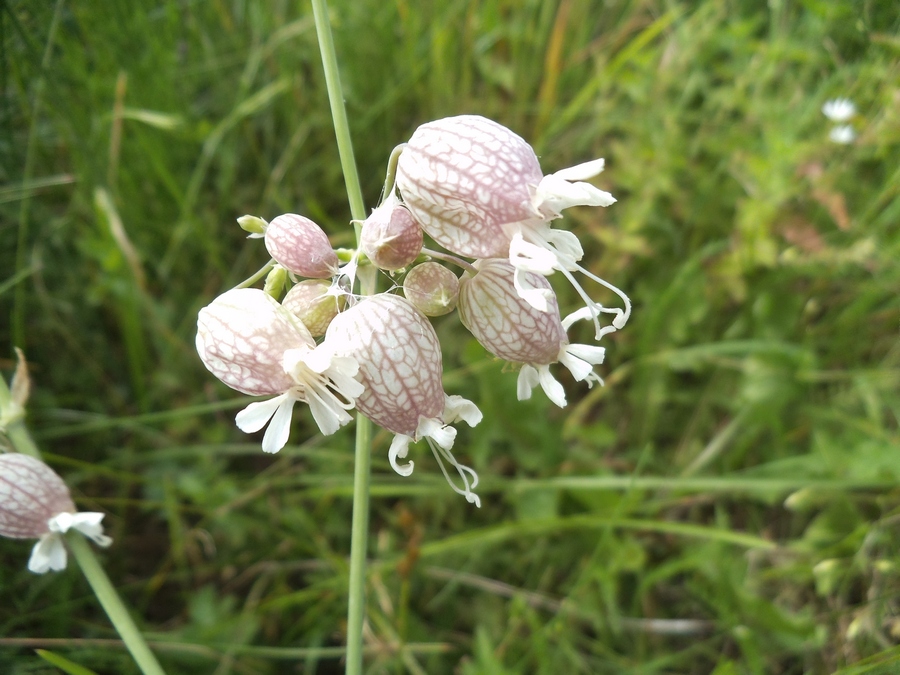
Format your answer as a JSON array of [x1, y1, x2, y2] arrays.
[[1, 0, 899, 673]]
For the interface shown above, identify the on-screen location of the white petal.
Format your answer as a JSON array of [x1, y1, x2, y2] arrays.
[[443, 395, 483, 427], [558, 351, 594, 382], [517, 365, 540, 401], [551, 158, 606, 181], [561, 305, 597, 330], [545, 229, 584, 264], [389, 435, 415, 477], [829, 125, 856, 144], [417, 417, 457, 450], [69, 513, 113, 547], [306, 389, 351, 437], [565, 343, 606, 365], [513, 268, 554, 312], [235, 395, 288, 433], [538, 365, 567, 407], [509, 233, 557, 274], [260, 397, 296, 453], [535, 174, 616, 216], [28, 533, 66, 574], [822, 99, 855, 122]]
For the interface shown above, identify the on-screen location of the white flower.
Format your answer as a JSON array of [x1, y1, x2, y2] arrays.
[[326, 293, 483, 505], [822, 98, 856, 123], [396, 115, 630, 340], [458, 260, 607, 408], [196, 288, 364, 453], [0, 453, 112, 574], [828, 124, 856, 144]]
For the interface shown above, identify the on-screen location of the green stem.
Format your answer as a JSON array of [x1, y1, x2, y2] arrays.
[[378, 144, 406, 206], [67, 534, 167, 675], [309, 3, 373, 674]]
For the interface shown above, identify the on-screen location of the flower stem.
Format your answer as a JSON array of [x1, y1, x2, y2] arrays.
[[309, 2, 373, 674], [67, 533, 167, 675]]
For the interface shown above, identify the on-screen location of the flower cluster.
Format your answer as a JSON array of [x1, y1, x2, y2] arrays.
[[196, 115, 630, 506], [822, 98, 857, 144]]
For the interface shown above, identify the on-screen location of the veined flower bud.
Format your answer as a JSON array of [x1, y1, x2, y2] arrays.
[[458, 259, 607, 408], [359, 195, 424, 271], [326, 294, 483, 505], [282, 279, 344, 337], [403, 262, 459, 316], [0, 453, 112, 574], [196, 288, 363, 453], [396, 114, 630, 340], [264, 214, 338, 279]]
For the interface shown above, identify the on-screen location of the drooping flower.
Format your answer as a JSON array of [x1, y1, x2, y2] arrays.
[[359, 194, 424, 271], [402, 262, 459, 316], [0, 453, 112, 574], [264, 214, 339, 279], [396, 114, 630, 339], [196, 288, 363, 453], [822, 98, 856, 123], [325, 293, 483, 505], [458, 259, 607, 407]]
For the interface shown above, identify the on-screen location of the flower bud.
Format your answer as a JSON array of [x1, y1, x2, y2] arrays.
[[237, 214, 268, 237], [359, 196, 423, 270], [264, 214, 338, 278], [0, 453, 112, 574], [282, 279, 343, 337], [403, 262, 459, 316]]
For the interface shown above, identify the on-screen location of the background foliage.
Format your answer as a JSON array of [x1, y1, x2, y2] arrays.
[[1, 0, 899, 673]]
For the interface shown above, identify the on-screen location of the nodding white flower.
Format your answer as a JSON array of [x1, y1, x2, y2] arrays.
[[829, 124, 856, 144], [359, 194, 424, 271], [396, 114, 630, 340], [326, 293, 483, 505], [822, 98, 856, 123], [458, 259, 607, 408], [0, 453, 112, 574], [196, 288, 363, 453], [264, 214, 339, 279]]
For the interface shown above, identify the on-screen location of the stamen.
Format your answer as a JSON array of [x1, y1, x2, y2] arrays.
[[427, 438, 481, 508]]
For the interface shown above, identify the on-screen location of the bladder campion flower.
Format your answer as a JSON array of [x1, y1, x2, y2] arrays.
[[325, 293, 483, 505], [196, 288, 364, 453], [458, 259, 606, 407], [264, 214, 339, 279], [396, 114, 630, 340], [828, 125, 856, 144], [0, 453, 112, 574]]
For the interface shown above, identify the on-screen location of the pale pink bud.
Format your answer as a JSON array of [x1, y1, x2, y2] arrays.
[[326, 294, 482, 504], [196, 288, 363, 452], [359, 196, 424, 271], [264, 214, 338, 278], [0, 453, 112, 574], [397, 115, 630, 340], [282, 280, 344, 337], [458, 260, 606, 408], [402, 262, 459, 317]]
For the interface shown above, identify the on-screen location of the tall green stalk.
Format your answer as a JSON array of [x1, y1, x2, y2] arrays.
[[309, 2, 372, 674]]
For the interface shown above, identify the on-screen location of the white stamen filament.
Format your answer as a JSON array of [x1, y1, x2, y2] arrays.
[[427, 438, 481, 508]]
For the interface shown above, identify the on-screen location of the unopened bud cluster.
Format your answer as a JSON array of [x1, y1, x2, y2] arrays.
[[196, 115, 631, 506]]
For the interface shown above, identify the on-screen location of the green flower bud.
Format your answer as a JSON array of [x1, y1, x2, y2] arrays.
[[403, 262, 459, 316]]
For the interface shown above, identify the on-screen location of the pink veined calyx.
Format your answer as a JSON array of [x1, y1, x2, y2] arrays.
[[395, 114, 631, 340], [0, 453, 112, 574]]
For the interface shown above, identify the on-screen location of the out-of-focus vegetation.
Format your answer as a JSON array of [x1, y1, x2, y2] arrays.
[[1, 0, 898, 672]]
